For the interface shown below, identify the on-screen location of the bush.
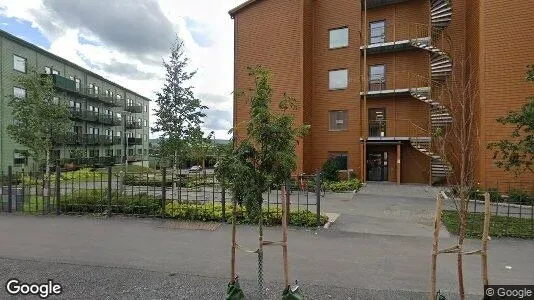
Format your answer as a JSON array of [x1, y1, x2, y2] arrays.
[[324, 179, 362, 192], [166, 202, 328, 227], [123, 174, 187, 187], [59, 189, 329, 227], [487, 187, 502, 202], [508, 189, 532, 204], [321, 158, 340, 182]]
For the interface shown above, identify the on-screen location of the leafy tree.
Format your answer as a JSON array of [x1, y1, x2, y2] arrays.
[[217, 66, 309, 218], [7, 68, 72, 179], [151, 38, 208, 175], [189, 128, 214, 176], [489, 65, 534, 175]]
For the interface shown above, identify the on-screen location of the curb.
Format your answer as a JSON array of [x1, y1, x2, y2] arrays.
[[323, 213, 340, 229]]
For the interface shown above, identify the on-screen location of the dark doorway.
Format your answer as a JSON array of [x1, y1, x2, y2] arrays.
[[368, 108, 386, 137], [367, 152, 388, 181]]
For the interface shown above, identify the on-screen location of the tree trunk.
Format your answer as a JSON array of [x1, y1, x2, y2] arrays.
[[44, 150, 51, 211], [173, 150, 178, 192], [457, 192, 467, 300]]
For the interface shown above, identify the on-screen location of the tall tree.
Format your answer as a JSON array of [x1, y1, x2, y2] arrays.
[[488, 65, 534, 175], [7, 68, 72, 180], [151, 38, 208, 176]]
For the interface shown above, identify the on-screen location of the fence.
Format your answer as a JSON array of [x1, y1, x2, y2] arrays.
[[0, 166, 323, 227], [443, 183, 534, 238]]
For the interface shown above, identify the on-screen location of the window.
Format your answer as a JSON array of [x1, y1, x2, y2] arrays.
[[370, 20, 386, 44], [75, 78, 81, 91], [128, 149, 134, 156], [116, 94, 122, 100], [144, 149, 148, 155], [94, 85, 99, 95], [369, 65, 386, 91], [116, 149, 122, 157], [136, 133, 141, 138], [13, 55, 27, 73], [137, 118, 141, 124], [13, 86, 26, 99], [52, 69, 60, 75], [144, 120, 148, 127], [13, 150, 28, 165], [52, 96, 60, 105], [44, 66, 51, 74], [116, 131, 122, 137], [144, 105, 148, 112], [329, 152, 348, 170], [143, 134, 148, 141], [329, 27, 349, 49], [329, 69, 348, 90], [127, 98, 133, 106], [329, 111, 348, 131], [105, 129, 112, 136], [106, 149, 113, 157], [69, 75, 74, 81]]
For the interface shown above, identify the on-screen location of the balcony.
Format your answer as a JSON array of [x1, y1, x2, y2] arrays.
[[365, 119, 430, 142], [127, 137, 143, 146], [361, 22, 429, 54], [125, 121, 142, 129], [97, 94, 122, 107], [42, 74, 77, 93], [360, 72, 429, 98], [83, 134, 100, 145], [363, 0, 409, 9], [60, 156, 122, 167], [126, 104, 143, 113], [99, 114, 122, 126], [53, 132, 83, 145], [98, 135, 114, 146], [112, 136, 122, 145]]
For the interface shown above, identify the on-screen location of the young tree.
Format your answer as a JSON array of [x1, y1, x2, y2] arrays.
[[218, 66, 309, 298], [432, 56, 479, 300], [151, 38, 208, 179], [7, 68, 72, 186], [488, 65, 534, 175], [189, 128, 214, 177]]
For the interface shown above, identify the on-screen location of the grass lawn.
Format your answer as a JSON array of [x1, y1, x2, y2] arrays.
[[441, 210, 534, 239], [22, 196, 57, 213]]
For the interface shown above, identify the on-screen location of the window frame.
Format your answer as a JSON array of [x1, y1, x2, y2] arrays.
[[13, 54, 27, 73], [329, 27, 349, 49], [369, 64, 386, 91], [328, 110, 349, 131], [13, 86, 27, 99], [328, 69, 349, 90], [369, 20, 386, 44]]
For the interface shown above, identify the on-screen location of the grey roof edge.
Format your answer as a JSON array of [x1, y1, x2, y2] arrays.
[[0, 29, 153, 102]]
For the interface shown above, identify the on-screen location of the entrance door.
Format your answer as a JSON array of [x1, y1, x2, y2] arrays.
[[367, 152, 388, 181]]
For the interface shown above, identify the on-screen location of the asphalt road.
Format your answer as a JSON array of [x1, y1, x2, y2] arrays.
[[0, 183, 533, 299]]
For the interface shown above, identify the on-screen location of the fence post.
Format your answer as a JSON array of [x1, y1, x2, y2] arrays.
[[7, 166, 12, 213], [285, 181, 291, 226], [107, 166, 112, 215], [316, 172, 321, 227], [55, 166, 61, 215], [221, 184, 226, 222], [161, 167, 167, 218]]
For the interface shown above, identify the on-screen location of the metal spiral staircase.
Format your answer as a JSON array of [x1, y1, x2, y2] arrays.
[[409, 0, 453, 183]]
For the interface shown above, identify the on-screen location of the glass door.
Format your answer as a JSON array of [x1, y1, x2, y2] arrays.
[[367, 152, 388, 181]]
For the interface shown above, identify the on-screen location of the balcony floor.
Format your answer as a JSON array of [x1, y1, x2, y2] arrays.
[[360, 37, 429, 54], [360, 86, 428, 98]]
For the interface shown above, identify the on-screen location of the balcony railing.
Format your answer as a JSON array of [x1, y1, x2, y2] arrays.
[[83, 134, 100, 145], [59, 156, 122, 167], [362, 22, 429, 46], [360, 72, 430, 96], [98, 114, 122, 126], [97, 94, 122, 107], [368, 120, 387, 137], [126, 104, 143, 113], [365, 119, 430, 139], [125, 121, 142, 129], [127, 137, 143, 145], [112, 136, 122, 145]]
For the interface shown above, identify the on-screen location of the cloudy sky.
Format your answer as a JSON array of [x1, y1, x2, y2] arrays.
[[0, 0, 247, 140]]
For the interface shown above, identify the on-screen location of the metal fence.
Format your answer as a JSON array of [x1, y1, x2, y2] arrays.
[[443, 182, 534, 238], [0, 166, 323, 226]]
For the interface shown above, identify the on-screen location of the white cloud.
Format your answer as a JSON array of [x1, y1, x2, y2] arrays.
[[0, 0, 247, 139]]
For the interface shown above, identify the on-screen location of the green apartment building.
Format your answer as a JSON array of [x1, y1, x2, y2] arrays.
[[0, 29, 151, 173]]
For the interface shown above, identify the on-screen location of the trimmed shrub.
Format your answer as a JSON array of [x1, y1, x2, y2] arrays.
[[123, 174, 187, 187], [508, 189, 532, 204], [324, 179, 362, 192], [321, 158, 340, 182]]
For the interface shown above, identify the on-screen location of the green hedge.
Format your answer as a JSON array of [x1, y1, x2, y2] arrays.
[[441, 210, 534, 239], [324, 179, 362, 192], [59, 189, 328, 227], [123, 174, 188, 187]]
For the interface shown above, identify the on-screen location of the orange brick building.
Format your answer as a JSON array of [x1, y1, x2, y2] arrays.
[[229, 0, 534, 187]]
